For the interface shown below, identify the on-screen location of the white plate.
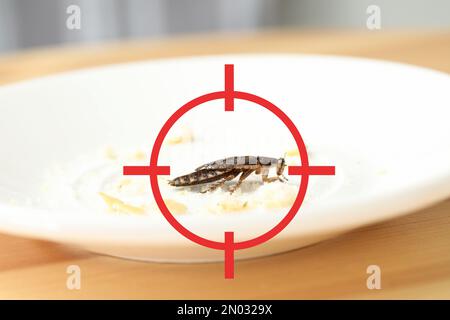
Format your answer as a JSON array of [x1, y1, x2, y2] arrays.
[[0, 54, 449, 262]]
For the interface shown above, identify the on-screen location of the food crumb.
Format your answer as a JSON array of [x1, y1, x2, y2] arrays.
[[259, 184, 297, 210], [166, 127, 194, 145], [103, 146, 118, 160], [117, 178, 132, 189], [285, 148, 300, 157], [165, 199, 188, 214], [209, 197, 250, 213], [99, 192, 145, 215], [133, 150, 146, 160]]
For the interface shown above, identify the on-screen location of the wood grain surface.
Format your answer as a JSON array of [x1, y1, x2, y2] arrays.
[[0, 30, 449, 299]]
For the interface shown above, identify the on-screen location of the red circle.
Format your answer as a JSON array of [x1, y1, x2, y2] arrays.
[[150, 91, 309, 250]]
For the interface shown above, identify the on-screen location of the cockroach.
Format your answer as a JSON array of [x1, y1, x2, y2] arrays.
[[168, 156, 288, 193]]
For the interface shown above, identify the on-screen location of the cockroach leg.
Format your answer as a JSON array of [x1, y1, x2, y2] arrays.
[[202, 170, 240, 193], [262, 168, 285, 184], [229, 169, 254, 194], [263, 176, 280, 183], [261, 168, 275, 183], [200, 178, 226, 193]]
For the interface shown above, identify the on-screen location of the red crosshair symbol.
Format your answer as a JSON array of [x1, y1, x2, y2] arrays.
[[123, 64, 335, 279]]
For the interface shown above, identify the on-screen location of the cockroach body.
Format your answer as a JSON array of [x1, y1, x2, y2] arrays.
[[169, 156, 288, 193]]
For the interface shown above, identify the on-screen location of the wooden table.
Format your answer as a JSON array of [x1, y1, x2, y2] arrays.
[[0, 31, 449, 299]]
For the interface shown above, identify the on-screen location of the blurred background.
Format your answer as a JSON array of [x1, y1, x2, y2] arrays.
[[0, 0, 449, 53]]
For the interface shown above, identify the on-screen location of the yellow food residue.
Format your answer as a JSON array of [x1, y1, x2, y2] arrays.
[[263, 186, 297, 209], [103, 146, 118, 160], [133, 150, 146, 160], [285, 148, 300, 157], [116, 178, 132, 189], [209, 198, 250, 213], [166, 128, 194, 145], [165, 199, 188, 214], [99, 192, 145, 215]]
